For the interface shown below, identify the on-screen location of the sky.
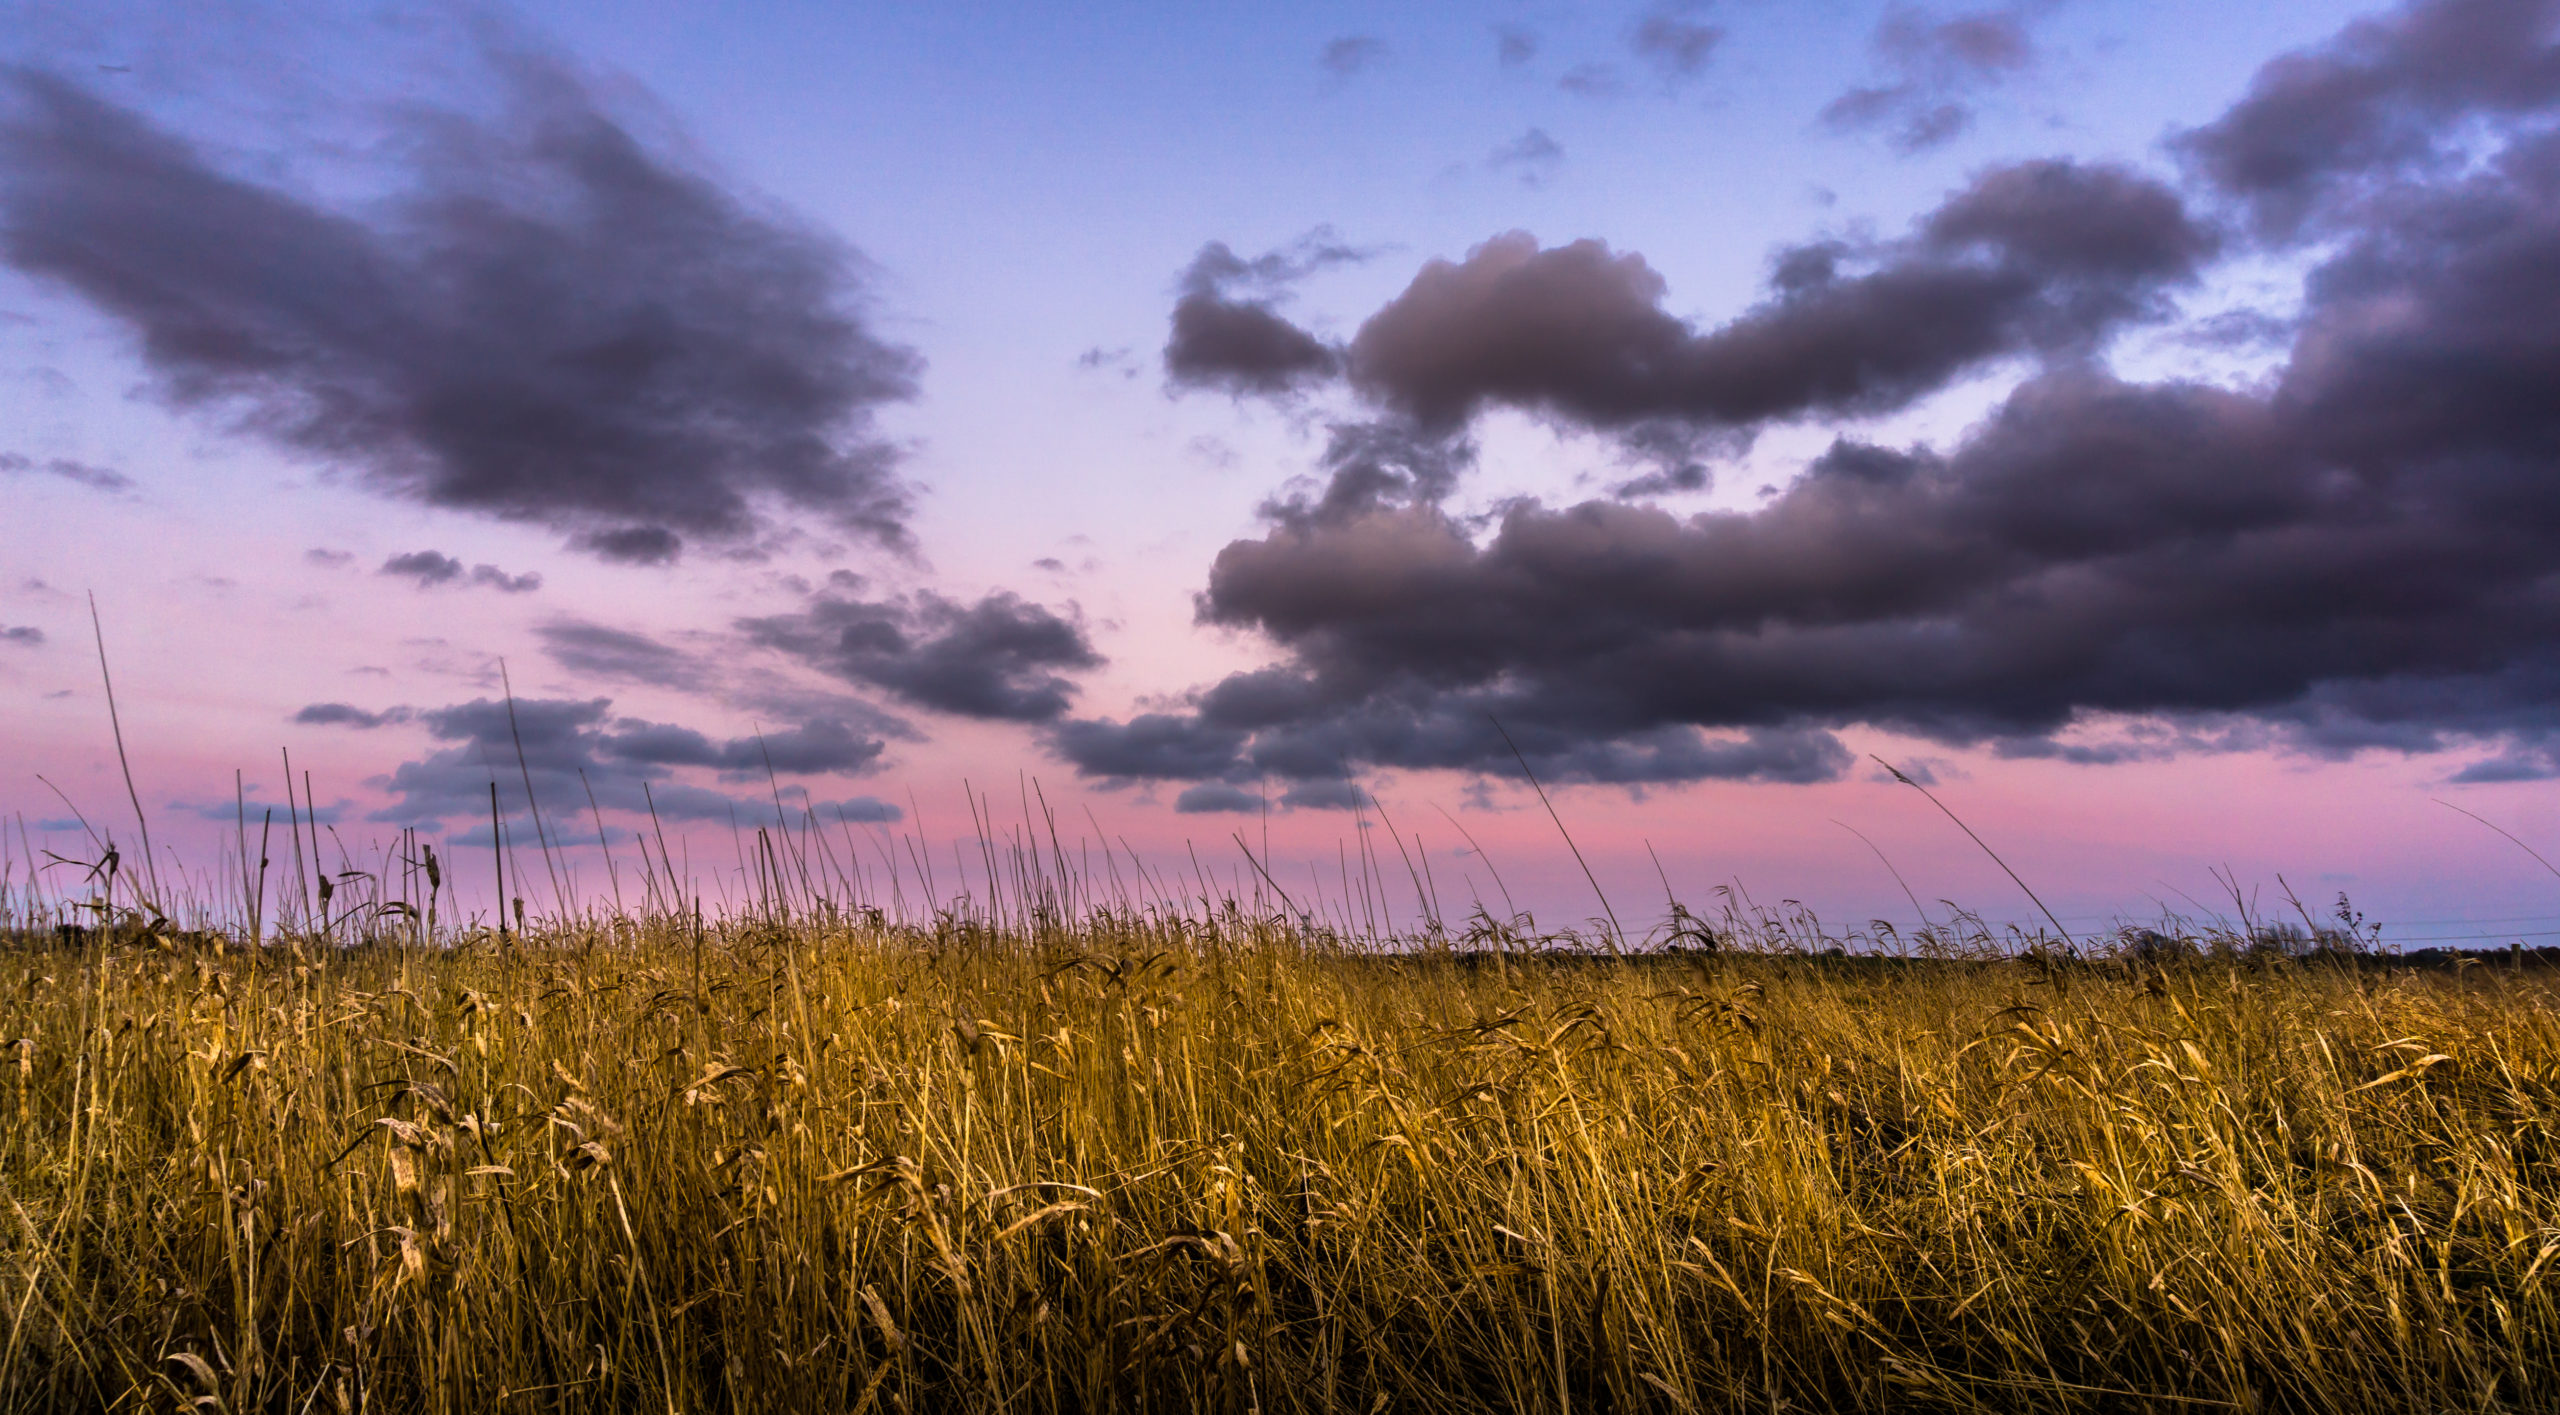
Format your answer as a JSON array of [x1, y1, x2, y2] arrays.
[[7, 0, 2560, 947]]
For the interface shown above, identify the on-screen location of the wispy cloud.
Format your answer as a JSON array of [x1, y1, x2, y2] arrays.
[[0, 451, 130, 492], [1820, 6, 2043, 154]]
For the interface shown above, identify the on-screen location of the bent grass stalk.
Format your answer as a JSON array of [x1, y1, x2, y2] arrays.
[[1875, 755, 2076, 951]]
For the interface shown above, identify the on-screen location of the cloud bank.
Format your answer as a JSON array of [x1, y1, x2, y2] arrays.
[[1084, 0, 2560, 792]]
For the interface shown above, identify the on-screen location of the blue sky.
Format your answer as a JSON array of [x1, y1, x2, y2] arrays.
[[15, 0, 2560, 945]]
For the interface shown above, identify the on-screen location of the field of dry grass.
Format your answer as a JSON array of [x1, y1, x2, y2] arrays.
[[1, 899, 2557, 1413]]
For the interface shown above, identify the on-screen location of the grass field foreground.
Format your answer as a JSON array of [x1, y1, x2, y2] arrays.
[[2, 908, 2559, 1412]]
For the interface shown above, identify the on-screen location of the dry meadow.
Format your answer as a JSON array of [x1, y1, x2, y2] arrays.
[[2, 871, 2558, 1413]]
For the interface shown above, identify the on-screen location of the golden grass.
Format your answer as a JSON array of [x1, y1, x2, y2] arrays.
[[4, 914, 2559, 1412]]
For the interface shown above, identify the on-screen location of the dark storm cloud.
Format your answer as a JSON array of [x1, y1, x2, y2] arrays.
[[378, 550, 542, 593], [1065, 39, 2560, 788], [2174, 0, 2560, 236], [1342, 159, 2210, 434], [371, 695, 889, 827], [294, 702, 413, 729], [0, 59, 920, 555], [1162, 237, 1363, 397], [0, 451, 131, 492], [1821, 6, 2039, 154], [740, 579, 1103, 724]]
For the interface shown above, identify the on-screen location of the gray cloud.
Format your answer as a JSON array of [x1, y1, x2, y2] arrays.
[[1320, 36, 1388, 77], [294, 702, 413, 729], [381, 548, 461, 584], [1278, 779, 1371, 810], [2174, 0, 2560, 237], [1488, 128, 1565, 186], [532, 618, 924, 765], [0, 450, 130, 492], [1054, 661, 1855, 788], [1343, 159, 2211, 434], [1610, 460, 1712, 500], [828, 797, 902, 824], [1559, 63, 1626, 99], [591, 714, 885, 778], [0, 57, 920, 558], [536, 619, 713, 693], [1494, 25, 1539, 67], [183, 795, 347, 825], [372, 695, 890, 828], [1162, 235, 1363, 397], [740, 577, 1103, 723], [1258, 419, 1476, 529], [1821, 6, 2040, 154], [1068, 23, 2560, 787], [474, 566, 541, 594], [379, 550, 542, 593], [1174, 783, 1263, 814], [1631, 6, 1725, 87], [1163, 160, 2210, 437], [1051, 713, 1252, 784], [572, 525, 683, 565], [1, 625, 41, 647], [2178, 308, 2297, 351]]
